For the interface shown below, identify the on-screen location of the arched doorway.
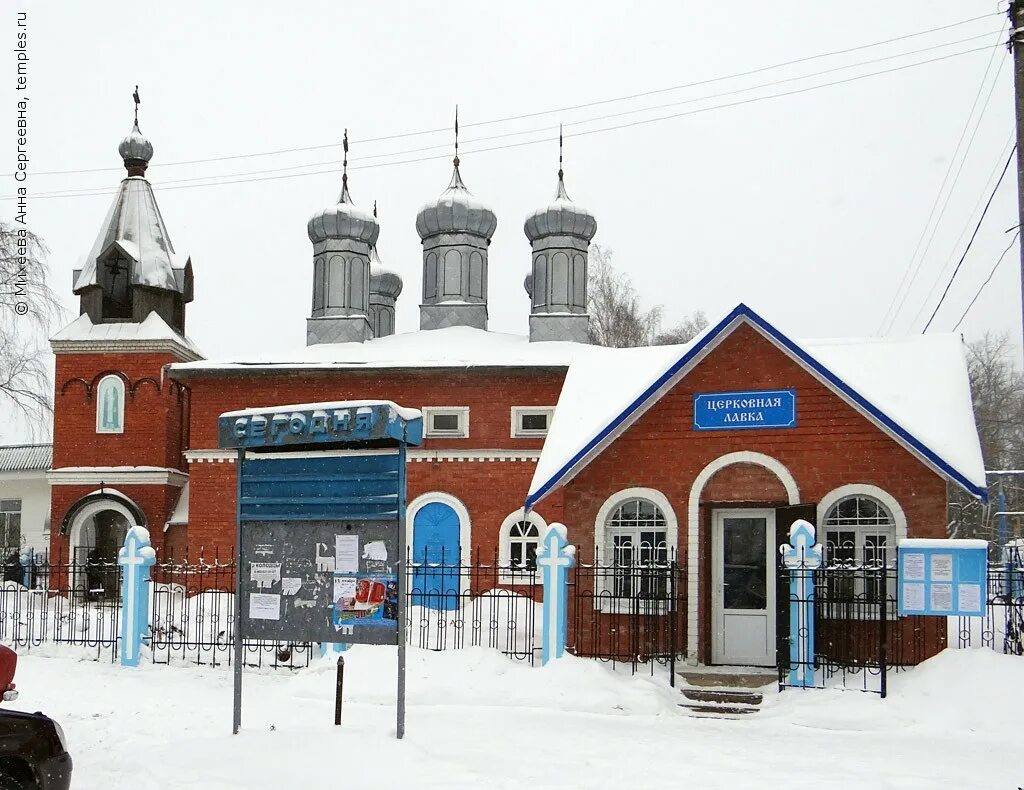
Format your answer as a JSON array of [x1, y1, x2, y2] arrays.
[[66, 495, 141, 599], [410, 500, 463, 611]]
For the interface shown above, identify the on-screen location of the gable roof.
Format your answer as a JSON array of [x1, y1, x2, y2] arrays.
[[526, 304, 986, 508]]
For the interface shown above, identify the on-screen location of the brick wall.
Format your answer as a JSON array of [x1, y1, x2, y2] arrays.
[[52, 352, 186, 471]]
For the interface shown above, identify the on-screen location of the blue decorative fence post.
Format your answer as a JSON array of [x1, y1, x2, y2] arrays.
[[118, 526, 156, 667], [536, 523, 575, 665], [779, 519, 822, 688]]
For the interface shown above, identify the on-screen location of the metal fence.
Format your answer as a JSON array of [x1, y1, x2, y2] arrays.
[[404, 547, 684, 678], [0, 547, 311, 669], [777, 551, 1024, 696]]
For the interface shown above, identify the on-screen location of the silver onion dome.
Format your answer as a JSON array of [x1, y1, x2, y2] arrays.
[[415, 164, 497, 240], [523, 176, 597, 242], [523, 271, 533, 298], [369, 246, 403, 298], [118, 120, 154, 165], [307, 183, 380, 246]]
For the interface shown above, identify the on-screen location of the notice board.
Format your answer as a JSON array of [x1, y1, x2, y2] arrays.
[[240, 519, 399, 645], [897, 538, 987, 617]]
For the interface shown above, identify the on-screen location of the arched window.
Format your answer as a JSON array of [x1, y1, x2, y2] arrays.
[[96, 375, 125, 434], [604, 497, 668, 599], [823, 495, 896, 567], [499, 509, 547, 584], [823, 494, 897, 610]]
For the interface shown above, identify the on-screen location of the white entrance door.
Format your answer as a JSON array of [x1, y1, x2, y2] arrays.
[[712, 508, 776, 666]]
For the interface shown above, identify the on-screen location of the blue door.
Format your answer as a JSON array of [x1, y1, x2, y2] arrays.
[[412, 502, 461, 610]]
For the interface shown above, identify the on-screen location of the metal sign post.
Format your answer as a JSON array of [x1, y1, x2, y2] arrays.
[[224, 401, 421, 740]]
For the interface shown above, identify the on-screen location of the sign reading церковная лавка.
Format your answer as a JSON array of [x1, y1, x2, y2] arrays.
[[693, 389, 797, 431]]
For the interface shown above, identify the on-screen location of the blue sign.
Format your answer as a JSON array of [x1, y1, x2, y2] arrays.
[[897, 539, 987, 617], [218, 400, 423, 449], [693, 389, 796, 431]]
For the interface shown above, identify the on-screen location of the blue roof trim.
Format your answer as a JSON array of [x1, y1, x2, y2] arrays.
[[525, 304, 986, 509]]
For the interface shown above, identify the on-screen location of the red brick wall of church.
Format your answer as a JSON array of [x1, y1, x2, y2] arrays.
[[51, 352, 186, 471], [558, 324, 947, 663], [180, 368, 568, 552]]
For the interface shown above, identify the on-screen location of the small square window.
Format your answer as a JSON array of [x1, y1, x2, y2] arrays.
[[511, 407, 555, 438], [423, 407, 469, 438]]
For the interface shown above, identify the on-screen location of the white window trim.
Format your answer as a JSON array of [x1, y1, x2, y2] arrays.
[[95, 374, 126, 434], [817, 485, 906, 621], [594, 487, 677, 613], [422, 406, 470, 438], [510, 407, 555, 438], [498, 508, 547, 585]]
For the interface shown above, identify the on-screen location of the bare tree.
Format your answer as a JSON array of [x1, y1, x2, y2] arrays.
[[948, 332, 1024, 542], [587, 245, 661, 347], [653, 311, 709, 345], [0, 220, 61, 433], [587, 245, 707, 347]]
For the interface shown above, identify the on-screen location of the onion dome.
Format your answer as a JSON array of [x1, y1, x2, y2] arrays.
[[307, 181, 380, 245], [523, 272, 533, 298], [118, 120, 154, 176], [369, 245, 403, 298], [415, 163, 497, 240], [524, 173, 597, 242]]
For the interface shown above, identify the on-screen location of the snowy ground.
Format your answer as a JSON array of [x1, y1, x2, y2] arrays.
[[5, 646, 1022, 789]]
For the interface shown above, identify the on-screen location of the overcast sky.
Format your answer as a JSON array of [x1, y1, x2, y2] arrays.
[[2, 0, 1021, 442]]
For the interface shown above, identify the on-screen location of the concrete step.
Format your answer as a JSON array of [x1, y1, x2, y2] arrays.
[[678, 669, 776, 689], [679, 702, 759, 717], [681, 687, 763, 706]]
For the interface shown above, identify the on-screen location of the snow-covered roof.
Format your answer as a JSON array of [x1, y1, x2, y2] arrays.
[[0, 444, 52, 473], [169, 325, 582, 374], [526, 304, 987, 505], [73, 176, 189, 294], [51, 311, 202, 359]]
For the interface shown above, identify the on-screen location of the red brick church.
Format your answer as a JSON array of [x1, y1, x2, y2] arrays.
[[46, 119, 985, 666]]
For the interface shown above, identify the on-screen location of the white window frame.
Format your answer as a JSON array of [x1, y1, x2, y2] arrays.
[[498, 508, 548, 585], [96, 375, 126, 434], [594, 488, 677, 614], [422, 406, 469, 438], [510, 407, 555, 438], [819, 490, 902, 620], [0, 498, 22, 548]]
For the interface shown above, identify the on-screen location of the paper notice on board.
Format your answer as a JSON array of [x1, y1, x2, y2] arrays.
[[902, 582, 925, 612], [931, 554, 954, 582], [249, 593, 281, 620], [903, 553, 925, 581], [958, 583, 982, 614], [930, 583, 953, 611], [281, 578, 302, 596], [336, 535, 360, 573], [250, 562, 281, 588], [333, 575, 357, 604]]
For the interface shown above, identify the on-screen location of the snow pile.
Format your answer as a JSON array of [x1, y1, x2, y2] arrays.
[[5, 646, 1024, 788]]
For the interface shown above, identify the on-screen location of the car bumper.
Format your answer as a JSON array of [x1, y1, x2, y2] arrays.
[[36, 751, 72, 790]]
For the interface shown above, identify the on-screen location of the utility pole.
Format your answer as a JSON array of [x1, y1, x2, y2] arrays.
[[1008, 2, 1024, 369]]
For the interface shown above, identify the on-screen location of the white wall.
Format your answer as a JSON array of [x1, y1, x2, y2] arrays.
[[0, 472, 51, 550]]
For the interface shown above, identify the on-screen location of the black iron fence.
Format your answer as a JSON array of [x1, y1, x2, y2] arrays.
[[403, 547, 684, 677], [777, 552, 1024, 696], [0, 547, 311, 669]]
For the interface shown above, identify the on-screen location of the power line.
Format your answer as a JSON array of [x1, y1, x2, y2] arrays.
[[876, 24, 1008, 334], [19, 31, 1000, 200], [922, 145, 1016, 333], [951, 230, 1021, 331], [889, 44, 1010, 334], [3, 43, 997, 203], [28, 11, 1002, 178]]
